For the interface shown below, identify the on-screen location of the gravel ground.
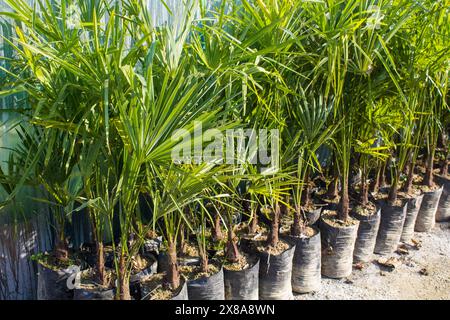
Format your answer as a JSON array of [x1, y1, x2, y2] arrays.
[[295, 221, 450, 300]]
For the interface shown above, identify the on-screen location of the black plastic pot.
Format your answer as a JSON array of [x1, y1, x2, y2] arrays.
[[306, 207, 322, 226], [187, 266, 225, 300], [353, 208, 381, 263], [171, 280, 189, 300], [320, 218, 359, 279], [224, 258, 259, 300], [374, 201, 407, 255], [73, 287, 115, 300], [258, 242, 296, 300], [400, 194, 424, 243], [141, 277, 188, 300], [415, 186, 443, 232], [128, 254, 159, 300], [435, 177, 450, 222], [37, 264, 76, 300], [130, 254, 158, 284], [287, 229, 321, 293]]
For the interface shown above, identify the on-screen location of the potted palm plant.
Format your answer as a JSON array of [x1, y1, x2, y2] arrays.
[[19, 128, 82, 300], [303, 0, 362, 279], [245, 157, 295, 300], [213, 178, 260, 301], [286, 92, 336, 292], [183, 200, 225, 300], [414, 83, 446, 232], [140, 166, 212, 301], [436, 117, 450, 222], [408, 1, 449, 232]]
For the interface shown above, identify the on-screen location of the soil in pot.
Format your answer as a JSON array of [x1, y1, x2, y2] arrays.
[[130, 253, 158, 283], [415, 184, 443, 232], [254, 237, 295, 300], [374, 199, 407, 255], [140, 273, 188, 300], [129, 253, 158, 300], [352, 202, 381, 264], [435, 175, 450, 222], [34, 252, 81, 300], [73, 269, 115, 300], [280, 204, 323, 235], [286, 226, 321, 294], [223, 252, 259, 300], [182, 261, 225, 300], [320, 210, 359, 279], [399, 190, 424, 243]]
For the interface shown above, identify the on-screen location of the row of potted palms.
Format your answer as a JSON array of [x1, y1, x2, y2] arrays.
[[0, 0, 448, 300]]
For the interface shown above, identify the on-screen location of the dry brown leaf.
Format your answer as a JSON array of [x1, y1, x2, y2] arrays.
[[354, 262, 365, 270], [377, 257, 401, 269], [411, 238, 422, 249], [396, 245, 409, 255]]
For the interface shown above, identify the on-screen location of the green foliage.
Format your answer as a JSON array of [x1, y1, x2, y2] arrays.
[[0, 0, 448, 297]]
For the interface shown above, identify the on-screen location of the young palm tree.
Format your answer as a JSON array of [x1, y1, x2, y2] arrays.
[[287, 92, 337, 236], [144, 163, 223, 291], [392, 0, 450, 194]]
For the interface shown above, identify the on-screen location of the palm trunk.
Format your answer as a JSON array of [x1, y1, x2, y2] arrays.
[[118, 253, 131, 300], [403, 158, 415, 194], [249, 206, 258, 234], [96, 241, 106, 286], [178, 224, 188, 255], [441, 147, 449, 176], [338, 178, 349, 221], [88, 209, 106, 286], [438, 131, 448, 175], [379, 160, 387, 188], [371, 163, 382, 193], [301, 170, 311, 207], [388, 175, 399, 206], [424, 148, 435, 187], [54, 226, 68, 263], [291, 205, 304, 237], [225, 226, 240, 263], [360, 167, 369, 206], [200, 248, 209, 274], [268, 204, 280, 247], [212, 213, 224, 241], [167, 239, 180, 290], [326, 165, 339, 199]]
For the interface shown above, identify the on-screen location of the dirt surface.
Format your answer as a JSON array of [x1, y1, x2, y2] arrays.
[[296, 222, 450, 300]]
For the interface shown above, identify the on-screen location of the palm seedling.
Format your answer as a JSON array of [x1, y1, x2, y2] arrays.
[[301, 0, 414, 221], [107, 0, 242, 297], [299, 0, 361, 222], [287, 92, 337, 236], [393, 0, 449, 194], [13, 126, 82, 263], [144, 163, 220, 292]]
